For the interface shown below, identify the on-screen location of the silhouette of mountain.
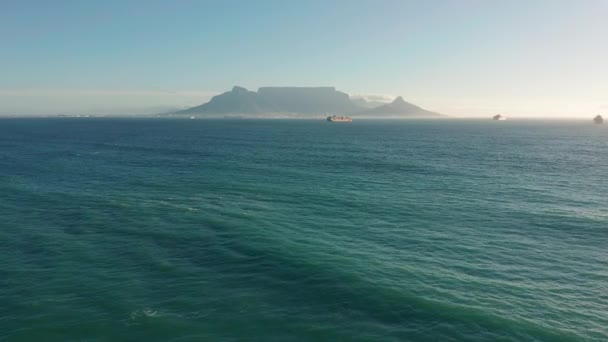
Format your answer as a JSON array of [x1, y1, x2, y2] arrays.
[[174, 86, 441, 118], [357, 96, 441, 117], [177, 86, 279, 114], [258, 87, 359, 114]]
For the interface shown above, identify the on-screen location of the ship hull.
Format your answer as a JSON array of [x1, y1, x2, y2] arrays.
[[326, 116, 352, 122]]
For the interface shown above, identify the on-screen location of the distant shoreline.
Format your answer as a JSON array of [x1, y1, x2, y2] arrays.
[[0, 115, 602, 121]]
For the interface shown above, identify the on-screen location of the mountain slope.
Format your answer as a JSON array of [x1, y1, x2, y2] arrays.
[[176, 86, 279, 114], [258, 87, 360, 114], [174, 86, 442, 118], [357, 96, 441, 117]]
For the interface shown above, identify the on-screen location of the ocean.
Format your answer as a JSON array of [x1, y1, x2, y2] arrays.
[[1, 118, 606, 341]]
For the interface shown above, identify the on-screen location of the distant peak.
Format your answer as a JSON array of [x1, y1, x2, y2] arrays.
[[392, 96, 406, 104], [232, 86, 248, 92]]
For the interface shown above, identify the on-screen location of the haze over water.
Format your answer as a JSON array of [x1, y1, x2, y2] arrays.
[[1, 118, 606, 341], [2, 1, 607, 117]]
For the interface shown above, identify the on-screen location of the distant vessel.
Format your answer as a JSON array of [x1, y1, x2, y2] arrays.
[[593, 115, 603, 124], [189, 116, 196, 119], [493, 114, 507, 121], [327, 115, 352, 122]]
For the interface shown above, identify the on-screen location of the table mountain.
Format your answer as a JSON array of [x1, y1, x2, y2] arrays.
[[174, 86, 442, 118]]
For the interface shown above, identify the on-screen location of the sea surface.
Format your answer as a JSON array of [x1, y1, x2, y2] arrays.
[[1, 118, 607, 341]]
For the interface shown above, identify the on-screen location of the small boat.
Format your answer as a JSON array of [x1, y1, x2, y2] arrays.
[[593, 115, 603, 124], [493, 114, 507, 121], [189, 116, 196, 120], [327, 115, 352, 122]]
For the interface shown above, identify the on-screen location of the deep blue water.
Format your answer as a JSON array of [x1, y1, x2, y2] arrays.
[[1, 118, 607, 341]]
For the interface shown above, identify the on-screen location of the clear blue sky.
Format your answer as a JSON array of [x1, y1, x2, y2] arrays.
[[1, 0, 606, 116]]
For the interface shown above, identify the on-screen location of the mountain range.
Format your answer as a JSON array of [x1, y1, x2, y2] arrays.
[[174, 86, 441, 118]]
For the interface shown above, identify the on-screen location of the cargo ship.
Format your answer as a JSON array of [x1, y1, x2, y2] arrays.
[[593, 115, 603, 124], [493, 114, 507, 121], [327, 115, 352, 122]]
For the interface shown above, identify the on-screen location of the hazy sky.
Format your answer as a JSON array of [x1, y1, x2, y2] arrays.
[[1, 0, 606, 117]]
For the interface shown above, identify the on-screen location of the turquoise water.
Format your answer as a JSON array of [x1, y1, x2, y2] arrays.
[[1, 118, 607, 341]]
